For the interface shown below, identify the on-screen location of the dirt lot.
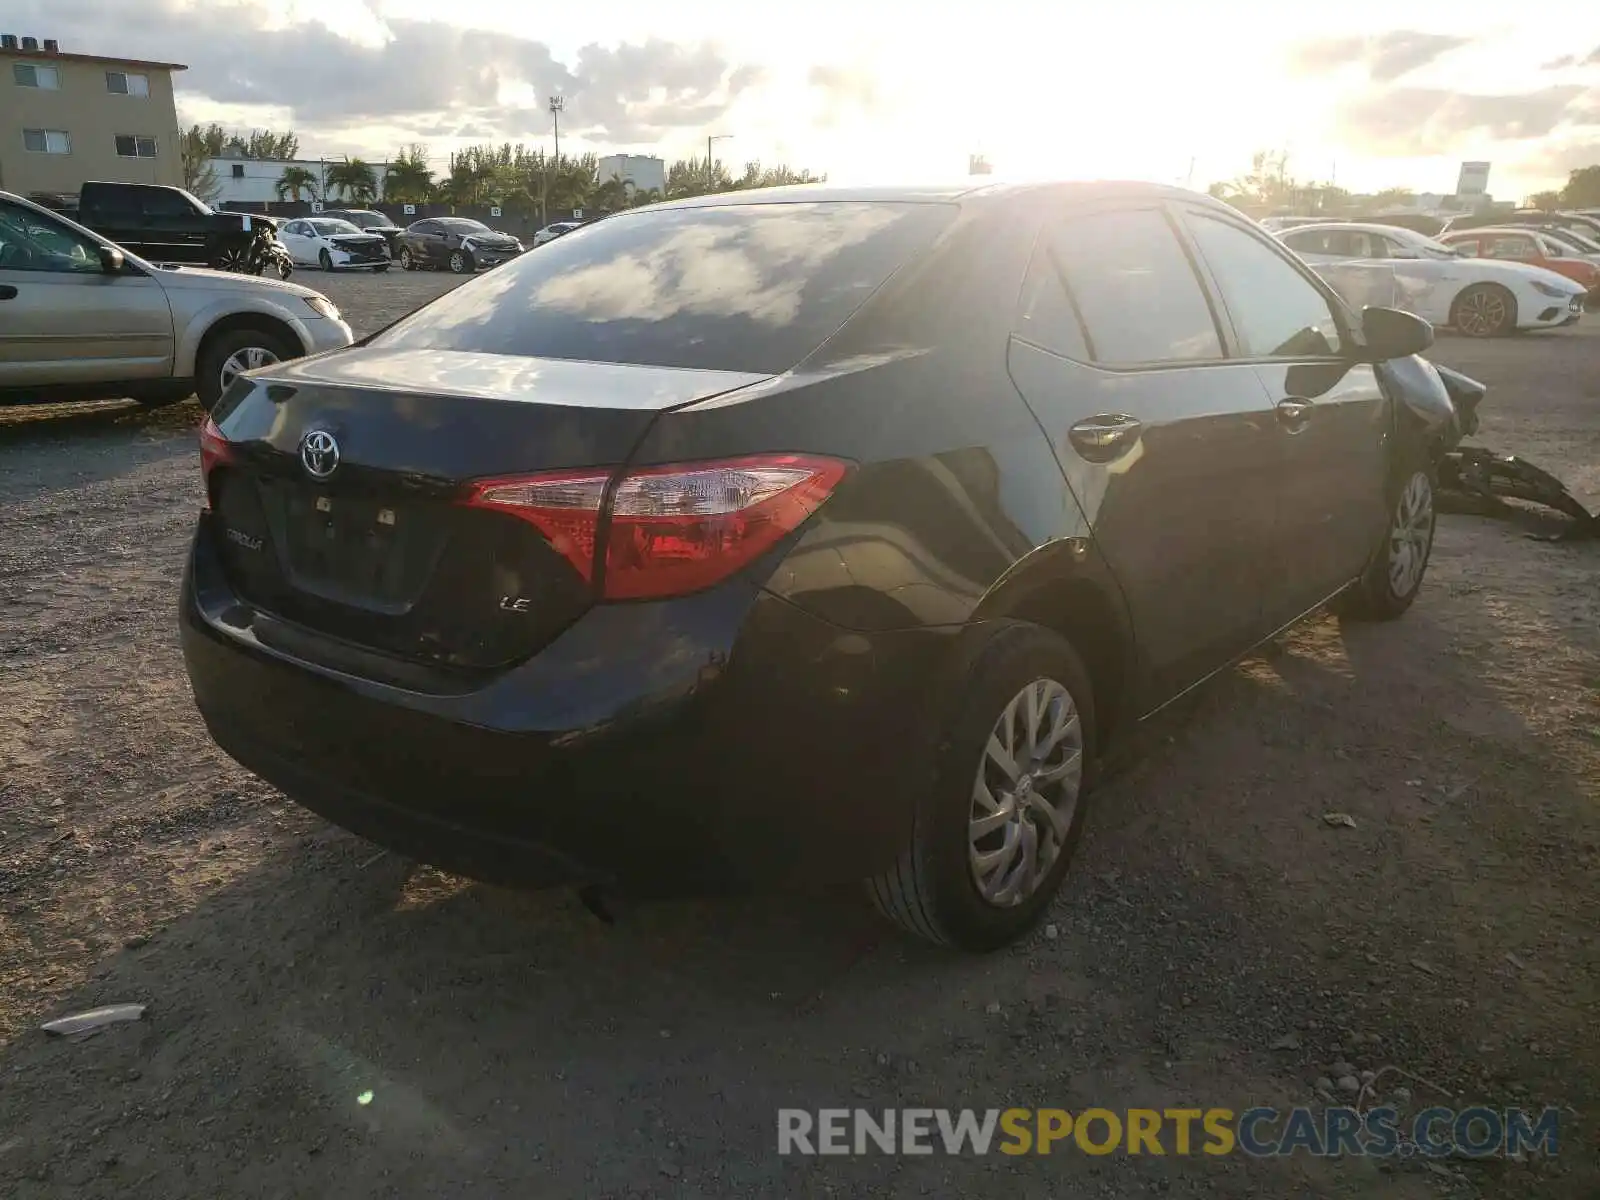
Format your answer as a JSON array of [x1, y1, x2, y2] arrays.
[[1, 270, 1596, 1199]]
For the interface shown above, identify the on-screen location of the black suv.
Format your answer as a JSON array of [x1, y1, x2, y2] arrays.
[[182, 182, 1470, 950], [76, 181, 266, 268]]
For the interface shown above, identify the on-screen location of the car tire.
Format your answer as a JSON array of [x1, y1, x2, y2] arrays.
[[318, 249, 334, 271], [449, 249, 473, 274], [1332, 449, 1436, 621], [399, 248, 415, 271], [1450, 283, 1516, 338], [867, 621, 1096, 952], [195, 326, 296, 412]]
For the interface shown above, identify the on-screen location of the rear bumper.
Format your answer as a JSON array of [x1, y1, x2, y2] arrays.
[[180, 516, 952, 890]]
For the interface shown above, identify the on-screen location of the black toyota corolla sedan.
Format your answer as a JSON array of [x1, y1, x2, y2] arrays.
[[182, 181, 1467, 950]]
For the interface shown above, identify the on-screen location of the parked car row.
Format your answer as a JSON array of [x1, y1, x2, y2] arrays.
[[1274, 221, 1588, 337]]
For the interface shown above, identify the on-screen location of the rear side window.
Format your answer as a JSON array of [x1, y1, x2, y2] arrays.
[[1184, 213, 1343, 358], [1013, 239, 1088, 360], [1047, 209, 1222, 366], [375, 201, 955, 373]]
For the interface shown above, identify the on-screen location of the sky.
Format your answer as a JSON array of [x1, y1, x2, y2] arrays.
[[11, 0, 1600, 200]]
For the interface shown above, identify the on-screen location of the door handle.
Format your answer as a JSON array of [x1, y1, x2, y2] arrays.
[[0, 285, 16, 300], [1068, 413, 1143, 461], [1276, 397, 1313, 433]]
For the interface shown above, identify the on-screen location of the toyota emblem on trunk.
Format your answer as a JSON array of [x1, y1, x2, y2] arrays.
[[300, 429, 340, 480]]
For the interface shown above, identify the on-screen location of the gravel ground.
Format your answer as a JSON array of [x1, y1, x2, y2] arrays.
[[1, 271, 1596, 1199]]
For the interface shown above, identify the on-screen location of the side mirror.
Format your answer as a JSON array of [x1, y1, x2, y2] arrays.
[[1361, 305, 1433, 361], [98, 244, 124, 273]]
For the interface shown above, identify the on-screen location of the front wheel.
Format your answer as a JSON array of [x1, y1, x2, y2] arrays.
[[399, 248, 415, 270], [1451, 284, 1515, 338], [210, 244, 249, 273], [318, 248, 334, 271], [1334, 458, 1436, 621], [868, 623, 1095, 951], [195, 326, 296, 412], [448, 249, 473, 274]]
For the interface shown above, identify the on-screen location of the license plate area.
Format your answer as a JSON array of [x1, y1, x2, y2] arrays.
[[258, 479, 447, 613]]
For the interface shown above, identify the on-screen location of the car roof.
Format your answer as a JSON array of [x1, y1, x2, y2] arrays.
[[1442, 227, 1544, 238], [1277, 221, 1422, 236], [642, 179, 1234, 212]]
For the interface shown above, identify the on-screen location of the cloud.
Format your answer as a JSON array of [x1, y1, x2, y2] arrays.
[[1292, 31, 1472, 83], [6, 0, 766, 146], [1515, 139, 1600, 180], [1335, 85, 1598, 155], [1542, 46, 1600, 70]]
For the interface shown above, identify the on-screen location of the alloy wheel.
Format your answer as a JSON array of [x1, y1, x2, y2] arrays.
[[450, 250, 469, 274], [968, 678, 1084, 908], [216, 248, 248, 272], [218, 345, 281, 393], [1388, 471, 1434, 598], [1456, 288, 1507, 337]]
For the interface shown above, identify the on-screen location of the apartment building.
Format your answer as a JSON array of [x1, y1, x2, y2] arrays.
[[0, 33, 186, 199]]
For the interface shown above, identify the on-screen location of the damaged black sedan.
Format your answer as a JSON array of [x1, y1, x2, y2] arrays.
[[182, 182, 1476, 950]]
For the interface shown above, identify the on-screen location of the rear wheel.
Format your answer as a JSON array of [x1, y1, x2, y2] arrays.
[[868, 623, 1095, 951], [196, 326, 295, 411], [1334, 451, 1436, 621], [1451, 283, 1515, 338]]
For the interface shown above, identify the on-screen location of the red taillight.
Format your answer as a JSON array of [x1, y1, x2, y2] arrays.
[[462, 454, 850, 601], [198, 415, 234, 510]]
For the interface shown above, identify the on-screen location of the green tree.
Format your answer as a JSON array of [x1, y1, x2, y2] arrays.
[[227, 129, 299, 160], [325, 157, 378, 203], [179, 122, 227, 204], [383, 144, 435, 203], [1559, 166, 1600, 208], [274, 165, 319, 202]]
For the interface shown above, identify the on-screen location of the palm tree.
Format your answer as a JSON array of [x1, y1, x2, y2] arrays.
[[325, 158, 377, 204], [275, 166, 319, 202], [384, 144, 435, 203]]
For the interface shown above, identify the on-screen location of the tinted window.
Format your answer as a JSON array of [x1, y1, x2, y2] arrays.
[[375, 201, 955, 374], [141, 190, 198, 217], [438, 218, 488, 231], [1048, 208, 1221, 365], [409, 221, 437, 234], [1185, 213, 1342, 357], [1013, 240, 1088, 360], [1484, 235, 1534, 258]]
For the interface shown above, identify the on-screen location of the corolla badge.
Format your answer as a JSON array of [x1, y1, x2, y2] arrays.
[[300, 429, 340, 480]]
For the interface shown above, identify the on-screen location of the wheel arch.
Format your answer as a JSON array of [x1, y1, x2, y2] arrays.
[[968, 541, 1137, 751], [180, 307, 309, 376], [1449, 278, 1518, 334]]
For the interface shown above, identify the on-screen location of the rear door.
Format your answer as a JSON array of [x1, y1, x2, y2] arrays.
[[1005, 202, 1278, 704], [279, 221, 314, 264], [1179, 205, 1389, 621], [139, 188, 209, 264], [0, 199, 174, 388]]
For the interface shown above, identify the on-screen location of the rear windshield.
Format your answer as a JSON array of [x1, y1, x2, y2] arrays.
[[373, 201, 954, 373]]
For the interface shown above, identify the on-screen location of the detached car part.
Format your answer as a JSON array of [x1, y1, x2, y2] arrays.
[[1439, 447, 1598, 540]]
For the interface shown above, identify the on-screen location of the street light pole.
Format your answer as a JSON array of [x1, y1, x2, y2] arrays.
[[706, 134, 732, 192], [547, 95, 565, 223]]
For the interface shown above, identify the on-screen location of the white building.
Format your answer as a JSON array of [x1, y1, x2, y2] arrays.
[[206, 155, 393, 205], [597, 153, 666, 194]]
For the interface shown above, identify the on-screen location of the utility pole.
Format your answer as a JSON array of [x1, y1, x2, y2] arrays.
[[547, 95, 564, 221], [706, 134, 732, 191]]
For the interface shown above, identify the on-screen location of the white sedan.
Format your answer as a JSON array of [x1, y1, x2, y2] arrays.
[[1276, 222, 1584, 338], [277, 218, 391, 272]]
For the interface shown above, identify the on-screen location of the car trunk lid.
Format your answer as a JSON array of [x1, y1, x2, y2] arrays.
[[207, 347, 769, 671]]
